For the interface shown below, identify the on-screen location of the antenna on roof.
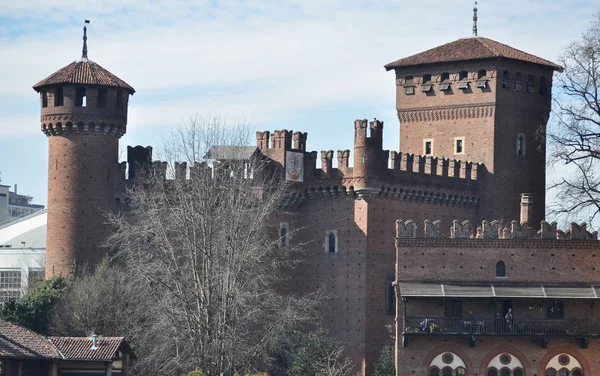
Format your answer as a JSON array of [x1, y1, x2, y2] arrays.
[[82, 20, 90, 60], [472, 1, 478, 37]]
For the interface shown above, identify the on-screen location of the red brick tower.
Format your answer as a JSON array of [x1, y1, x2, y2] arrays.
[[33, 23, 135, 277]]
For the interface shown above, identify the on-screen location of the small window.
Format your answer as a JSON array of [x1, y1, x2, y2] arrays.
[[424, 139, 433, 155], [325, 231, 338, 253], [430, 367, 441, 376], [75, 87, 86, 107], [547, 300, 564, 319], [279, 223, 289, 248], [515, 73, 523, 91], [513, 369, 524, 376], [496, 261, 506, 277], [97, 88, 107, 108], [454, 137, 464, 154], [539, 76, 548, 95], [500, 369, 511, 376], [116, 90, 123, 108], [404, 76, 415, 95], [41, 91, 48, 108], [439, 73, 451, 91], [458, 71, 469, 90], [421, 74, 433, 92], [527, 74, 535, 93], [54, 87, 64, 106], [517, 133, 526, 156], [386, 278, 395, 315], [442, 368, 453, 376], [546, 368, 558, 376], [488, 369, 498, 376], [476, 69, 488, 88], [502, 70, 511, 88]]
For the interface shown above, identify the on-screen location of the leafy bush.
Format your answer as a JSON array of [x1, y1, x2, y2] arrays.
[[372, 345, 395, 376]]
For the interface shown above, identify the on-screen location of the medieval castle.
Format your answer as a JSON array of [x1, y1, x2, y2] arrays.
[[32, 12, 600, 376]]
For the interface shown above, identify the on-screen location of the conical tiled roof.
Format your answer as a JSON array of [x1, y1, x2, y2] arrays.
[[384, 37, 563, 71], [33, 58, 135, 94]]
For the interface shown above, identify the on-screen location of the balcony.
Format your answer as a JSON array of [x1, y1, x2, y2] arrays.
[[404, 316, 600, 337]]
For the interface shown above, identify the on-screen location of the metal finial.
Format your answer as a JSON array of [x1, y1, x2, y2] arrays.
[[82, 20, 90, 59], [472, 1, 478, 37]]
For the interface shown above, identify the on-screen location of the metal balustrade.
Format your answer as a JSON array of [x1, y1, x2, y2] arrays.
[[404, 316, 600, 337]]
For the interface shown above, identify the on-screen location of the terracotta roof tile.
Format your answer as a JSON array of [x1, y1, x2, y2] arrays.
[[33, 59, 135, 94], [0, 320, 61, 359], [49, 336, 127, 361], [384, 37, 562, 71]]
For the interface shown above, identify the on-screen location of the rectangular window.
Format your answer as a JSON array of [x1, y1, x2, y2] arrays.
[[41, 91, 48, 108], [54, 87, 64, 106], [517, 133, 526, 156], [279, 223, 289, 248], [27, 269, 45, 291], [0, 270, 21, 303], [97, 88, 107, 108], [439, 82, 451, 91], [457, 80, 469, 90], [386, 278, 396, 315], [420, 84, 433, 92], [423, 139, 433, 155], [476, 79, 488, 88], [75, 87, 86, 107], [454, 137, 464, 154], [404, 86, 415, 95]]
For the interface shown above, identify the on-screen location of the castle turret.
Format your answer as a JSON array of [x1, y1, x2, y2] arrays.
[[33, 23, 135, 277]]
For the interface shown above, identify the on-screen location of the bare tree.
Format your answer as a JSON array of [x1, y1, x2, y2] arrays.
[[53, 115, 319, 375], [548, 12, 600, 225]]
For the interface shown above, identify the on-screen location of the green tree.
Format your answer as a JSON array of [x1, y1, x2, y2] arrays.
[[0, 276, 68, 333], [287, 329, 355, 376], [372, 345, 394, 376]]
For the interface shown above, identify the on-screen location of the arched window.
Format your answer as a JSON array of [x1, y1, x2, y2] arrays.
[[442, 367, 453, 376], [547, 368, 558, 376], [517, 133, 526, 156], [527, 74, 535, 93], [496, 261, 506, 277], [540, 77, 548, 95], [515, 73, 523, 91], [458, 71, 469, 90], [545, 354, 583, 376], [325, 231, 337, 253], [501, 368, 511, 376], [430, 366, 441, 376], [440, 73, 451, 91], [502, 70, 511, 88], [476, 69, 488, 88], [488, 369, 499, 376], [404, 75, 415, 95], [422, 74, 433, 92], [514, 369, 524, 376]]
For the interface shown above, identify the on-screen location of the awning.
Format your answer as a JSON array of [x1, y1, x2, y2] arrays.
[[398, 283, 600, 299]]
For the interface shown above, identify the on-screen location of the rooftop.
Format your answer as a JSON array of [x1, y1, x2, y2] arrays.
[[384, 36, 563, 71]]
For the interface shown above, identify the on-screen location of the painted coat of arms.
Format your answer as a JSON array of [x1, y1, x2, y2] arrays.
[[285, 151, 304, 182]]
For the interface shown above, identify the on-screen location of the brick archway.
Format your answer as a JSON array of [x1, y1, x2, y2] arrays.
[[421, 344, 474, 376], [478, 345, 531, 375], [537, 346, 591, 376]]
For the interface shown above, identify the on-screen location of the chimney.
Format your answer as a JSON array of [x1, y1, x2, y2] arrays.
[[520, 193, 533, 225], [13, 184, 17, 194]]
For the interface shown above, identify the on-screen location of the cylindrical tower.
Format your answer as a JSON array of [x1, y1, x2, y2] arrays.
[[33, 24, 135, 277]]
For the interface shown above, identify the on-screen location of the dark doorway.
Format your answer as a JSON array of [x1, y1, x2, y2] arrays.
[[547, 300, 564, 319]]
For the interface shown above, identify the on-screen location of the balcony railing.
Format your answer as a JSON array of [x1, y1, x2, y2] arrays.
[[404, 316, 600, 337]]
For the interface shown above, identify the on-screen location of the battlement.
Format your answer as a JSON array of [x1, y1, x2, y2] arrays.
[[396, 219, 598, 240]]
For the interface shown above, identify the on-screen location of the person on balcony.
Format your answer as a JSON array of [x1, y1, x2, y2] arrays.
[[505, 308, 514, 332]]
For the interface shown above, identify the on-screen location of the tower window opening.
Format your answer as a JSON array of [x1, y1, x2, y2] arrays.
[[54, 87, 64, 106], [540, 76, 548, 95], [279, 223, 289, 248], [455, 137, 464, 154], [97, 88, 107, 108], [75, 87, 87, 107], [421, 74, 433, 92], [527, 74, 535, 93], [439, 72, 451, 91], [476, 69, 488, 88], [496, 261, 506, 277], [404, 76, 415, 95], [41, 91, 48, 108], [325, 231, 338, 254], [515, 73, 523, 91], [502, 70, 511, 88], [424, 139, 433, 155], [517, 133, 526, 156], [458, 71, 469, 90], [116, 90, 123, 108]]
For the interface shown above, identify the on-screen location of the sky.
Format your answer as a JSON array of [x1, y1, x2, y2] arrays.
[[0, 0, 598, 210]]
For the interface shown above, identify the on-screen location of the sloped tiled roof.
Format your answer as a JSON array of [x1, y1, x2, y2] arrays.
[[33, 58, 135, 94], [204, 146, 260, 160], [0, 320, 61, 359], [384, 37, 563, 71], [49, 336, 130, 361]]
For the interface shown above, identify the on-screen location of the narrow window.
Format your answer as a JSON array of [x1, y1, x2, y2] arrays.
[[500, 369, 510, 376], [488, 369, 499, 376], [539, 76, 548, 95], [547, 300, 564, 319], [514, 369, 524, 376], [517, 133, 526, 156], [515, 73, 523, 91], [404, 76, 415, 95], [439, 72, 451, 91], [442, 368, 453, 376], [476, 69, 488, 88], [527, 74, 535, 93], [444, 299, 462, 318], [279, 223, 289, 248], [430, 367, 441, 376], [326, 231, 337, 253], [116, 90, 123, 108], [424, 140, 433, 155], [54, 87, 64, 106], [496, 261, 506, 277], [502, 70, 511, 88], [386, 278, 395, 314], [421, 74, 433, 92], [458, 71, 469, 90], [97, 88, 107, 108], [75, 87, 86, 107], [41, 91, 48, 108], [455, 137, 464, 154]]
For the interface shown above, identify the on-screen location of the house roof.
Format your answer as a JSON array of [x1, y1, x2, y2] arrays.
[[0, 320, 61, 359], [204, 146, 260, 160], [33, 59, 135, 94], [49, 336, 135, 361], [384, 37, 563, 71]]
